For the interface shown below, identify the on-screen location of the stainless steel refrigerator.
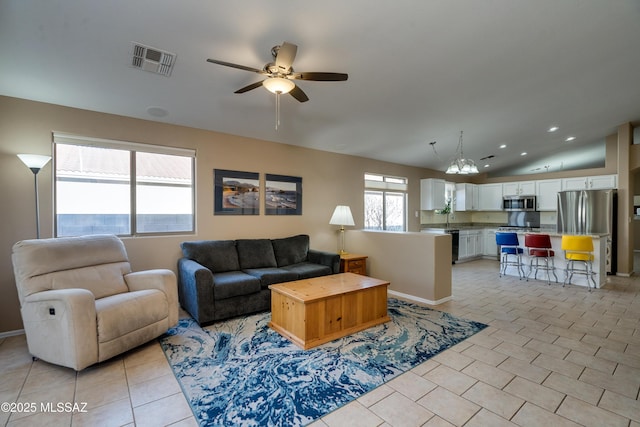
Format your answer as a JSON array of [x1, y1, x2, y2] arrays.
[[557, 189, 617, 274]]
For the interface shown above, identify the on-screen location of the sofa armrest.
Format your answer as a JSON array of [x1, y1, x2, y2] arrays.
[[308, 249, 341, 274], [177, 258, 215, 325], [21, 289, 98, 370], [125, 269, 179, 327]]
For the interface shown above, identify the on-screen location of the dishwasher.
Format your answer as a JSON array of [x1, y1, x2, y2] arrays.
[[446, 229, 460, 264]]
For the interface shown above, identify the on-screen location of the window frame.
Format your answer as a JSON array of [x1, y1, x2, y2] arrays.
[[53, 133, 196, 237], [364, 173, 408, 232]]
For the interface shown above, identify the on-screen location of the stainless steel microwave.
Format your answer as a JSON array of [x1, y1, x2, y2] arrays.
[[502, 195, 536, 211]]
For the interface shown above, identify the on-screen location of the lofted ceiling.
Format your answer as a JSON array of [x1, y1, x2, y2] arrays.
[[1, 1, 639, 177]]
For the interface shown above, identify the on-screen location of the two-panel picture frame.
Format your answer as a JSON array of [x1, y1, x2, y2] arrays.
[[214, 169, 302, 216]]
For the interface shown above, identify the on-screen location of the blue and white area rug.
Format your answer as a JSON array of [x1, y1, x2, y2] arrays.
[[159, 298, 487, 427]]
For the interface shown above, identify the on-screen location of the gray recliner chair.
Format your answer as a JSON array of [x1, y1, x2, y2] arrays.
[[11, 234, 178, 371]]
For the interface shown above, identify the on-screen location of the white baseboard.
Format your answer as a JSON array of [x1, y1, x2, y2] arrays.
[[0, 329, 25, 339], [388, 290, 452, 306]]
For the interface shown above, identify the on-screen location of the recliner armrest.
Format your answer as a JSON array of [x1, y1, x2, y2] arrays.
[[21, 288, 98, 370], [125, 269, 179, 327], [308, 249, 341, 274]]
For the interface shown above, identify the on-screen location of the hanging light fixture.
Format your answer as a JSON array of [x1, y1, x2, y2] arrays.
[[263, 77, 296, 130], [446, 131, 479, 175]]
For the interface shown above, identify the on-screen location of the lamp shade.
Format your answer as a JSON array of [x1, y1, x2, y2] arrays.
[[17, 154, 51, 170], [263, 77, 295, 94], [329, 205, 355, 226]]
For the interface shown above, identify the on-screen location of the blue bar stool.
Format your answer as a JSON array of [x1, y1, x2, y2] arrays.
[[496, 232, 525, 279], [525, 233, 558, 285]]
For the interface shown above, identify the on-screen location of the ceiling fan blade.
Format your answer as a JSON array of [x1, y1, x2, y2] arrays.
[[275, 42, 297, 73], [234, 80, 265, 94], [206, 58, 265, 74], [290, 72, 348, 81], [289, 85, 309, 103]]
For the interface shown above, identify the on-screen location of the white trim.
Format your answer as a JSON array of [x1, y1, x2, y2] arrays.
[[53, 132, 196, 157], [388, 289, 452, 306], [0, 329, 25, 339]]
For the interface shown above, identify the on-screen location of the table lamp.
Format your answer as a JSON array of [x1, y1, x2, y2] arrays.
[[329, 205, 355, 254]]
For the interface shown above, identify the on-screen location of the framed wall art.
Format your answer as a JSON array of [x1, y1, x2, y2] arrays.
[[214, 169, 260, 215], [264, 174, 302, 215]]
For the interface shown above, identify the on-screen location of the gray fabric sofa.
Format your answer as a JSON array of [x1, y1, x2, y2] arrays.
[[178, 234, 340, 325]]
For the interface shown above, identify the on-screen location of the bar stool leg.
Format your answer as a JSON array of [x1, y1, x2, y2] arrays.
[[550, 258, 558, 283], [518, 254, 524, 280]]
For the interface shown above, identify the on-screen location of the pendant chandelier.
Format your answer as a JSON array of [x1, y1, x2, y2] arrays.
[[446, 131, 479, 174]]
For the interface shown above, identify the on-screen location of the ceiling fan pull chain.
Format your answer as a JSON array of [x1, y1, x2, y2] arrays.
[[275, 91, 281, 130]]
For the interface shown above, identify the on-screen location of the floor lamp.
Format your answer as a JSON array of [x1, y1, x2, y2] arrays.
[[17, 154, 52, 239], [329, 205, 355, 254]]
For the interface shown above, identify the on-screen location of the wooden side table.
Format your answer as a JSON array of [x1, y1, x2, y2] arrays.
[[340, 254, 368, 275]]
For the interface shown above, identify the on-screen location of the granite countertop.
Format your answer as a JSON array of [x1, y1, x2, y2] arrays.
[[420, 223, 502, 231]]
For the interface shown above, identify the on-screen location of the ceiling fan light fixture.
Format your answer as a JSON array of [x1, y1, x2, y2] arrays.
[[263, 77, 295, 94]]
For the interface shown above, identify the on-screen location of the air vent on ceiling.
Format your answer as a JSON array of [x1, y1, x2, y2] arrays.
[[130, 43, 176, 76]]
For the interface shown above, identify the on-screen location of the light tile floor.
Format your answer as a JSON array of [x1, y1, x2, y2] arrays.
[[1, 259, 639, 426]]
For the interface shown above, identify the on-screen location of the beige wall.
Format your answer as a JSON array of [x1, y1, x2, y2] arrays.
[[347, 230, 452, 303], [0, 95, 441, 334]]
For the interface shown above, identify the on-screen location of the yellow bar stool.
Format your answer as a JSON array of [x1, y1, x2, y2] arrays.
[[561, 235, 596, 292]]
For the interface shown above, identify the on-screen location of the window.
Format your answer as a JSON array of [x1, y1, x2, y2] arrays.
[[54, 133, 195, 237], [364, 173, 407, 231]]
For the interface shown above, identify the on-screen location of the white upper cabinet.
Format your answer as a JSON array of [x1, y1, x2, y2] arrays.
[[562, 175, 617, 191], [477, 183, 503, 211], [587, 175, 617, 189], [455, 183, 478, 211], [536, 179, 562, 211], [503, 181, 536, 196], [420, 178, 446, 210]]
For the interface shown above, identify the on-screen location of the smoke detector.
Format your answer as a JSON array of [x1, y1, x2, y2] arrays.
[[130, 43, 176, 76]]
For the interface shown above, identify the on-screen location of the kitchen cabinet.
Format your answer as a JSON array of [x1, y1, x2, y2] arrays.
[[477, 184, 503, 211], [536, 179, 562, 211], [502, 181, 535, 196], [459, 229, 483, 260], [562, 175, 617, 191], [483, 228, 498, 258], [587, 175, 617, 189], [455, 183, 478, 211], [420, 178, 446, 210]]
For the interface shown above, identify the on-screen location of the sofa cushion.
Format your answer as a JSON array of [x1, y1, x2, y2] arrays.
[[236, 239, 277, 269], [282, 262, 332, 279], [96, 289, 168, 343], [272, 234, 310, 267], [243, 268, 299, 288], [213, 271, 261, 300], [181, 240, 239, 273]]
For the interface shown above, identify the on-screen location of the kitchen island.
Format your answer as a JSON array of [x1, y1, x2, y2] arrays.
[[500, 231, 608, 289]]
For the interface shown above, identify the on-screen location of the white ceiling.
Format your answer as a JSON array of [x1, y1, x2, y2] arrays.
[[1, 1, 639, 176]]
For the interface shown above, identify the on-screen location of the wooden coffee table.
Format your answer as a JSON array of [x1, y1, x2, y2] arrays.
[[268, 272, 390, 349]]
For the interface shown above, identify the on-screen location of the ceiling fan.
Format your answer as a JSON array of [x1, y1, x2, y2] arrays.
[[206, 42, 348, 103]]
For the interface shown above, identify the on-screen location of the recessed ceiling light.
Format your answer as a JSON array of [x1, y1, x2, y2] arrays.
[[147, 106, 168, 117], [565, 136, 576, 142], [521, 152, 527, 156], [548, 126, 559, 132], [499, 144, 507, 149], [484, 164, 490, 168]]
